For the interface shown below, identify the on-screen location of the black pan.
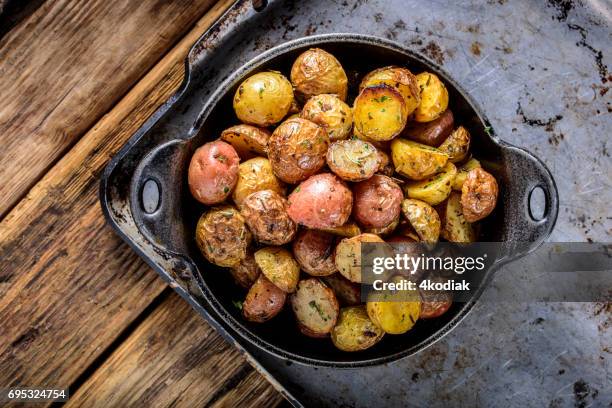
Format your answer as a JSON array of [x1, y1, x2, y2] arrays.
[[100, 33, 558, 367]]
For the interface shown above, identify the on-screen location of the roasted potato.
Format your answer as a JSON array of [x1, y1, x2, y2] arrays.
[[320, 221, 362, 237], [290, 278, 340, 337], [401, 199, 441, 243], [402, 109, 454, 146], [291, 48, 348, 101], [376, 150, 394, 176], [438, 126, 470, 163], [452, 157, 481, 191], [326, 139, 379, 182], [322, 273, 362, 306], [240, 190, 297, 245], [233, 157, 285, 208], [188, 140, 240, 205], [359, 66, 420, 116], [419, 275, 453, 319], [414, 72, 449, 122], [233, 71, 294, 126], [196, 206, 252, 267], [390, 138, 448, 180], [331, 305, 384, 352], [352, 175, 403, 229], [254, 247, 300, 293], [438, 192, 477, 243], [287, 173, 353, 229], [364, 215, 400, 236], [268, 117, 330, 184], [404, 161, 457, 206], [292, 229, 337, 276], [367, 285, 420, 334], [335, 233, 385, 283], [301, 94, 353, 141], [243, 275, 286, 323], [353, 85, 408, 141], [229, 250, 260, 289], [461, 168, 499, 222], [220, 124, 270, 160]]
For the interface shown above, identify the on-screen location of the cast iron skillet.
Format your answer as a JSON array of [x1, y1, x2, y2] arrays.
[[100, 33, 558, 367]]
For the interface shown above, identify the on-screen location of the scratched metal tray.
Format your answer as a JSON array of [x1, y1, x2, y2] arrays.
[[100, 1, 610, 406]]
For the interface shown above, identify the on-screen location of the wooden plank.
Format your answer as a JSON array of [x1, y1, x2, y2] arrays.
[[0, 0, 218, 218], [65, 292, 284, 408]]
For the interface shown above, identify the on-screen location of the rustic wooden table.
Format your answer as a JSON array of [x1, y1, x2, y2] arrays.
[[0, 0, 283, 406]]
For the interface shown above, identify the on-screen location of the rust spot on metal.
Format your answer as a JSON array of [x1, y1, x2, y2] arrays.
[[420, 41, 445, 65]]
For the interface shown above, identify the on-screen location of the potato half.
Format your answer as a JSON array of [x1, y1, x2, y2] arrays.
[[331, 306, 384, 352], [334, 233, 385, 283], [400, 199, 441, 243], [220, 124, 270, 160], [367, 285, 421, 334], [233, 71, 294, 126], [291, 48, 348, 101], [254, 247, 300, 293], [353, 85, 408, 142], [452, 157, 481, 191], [404, 161, 457, 205], [320, 221, 362, 238], [301, 94, 353, 141], [232, 157, 285, 208], [326, 139, 379, 182], [390, 138, 448, 180], [438, 126, 471, 163], [360, 66, 421, 116], [414, 72, 449, 122], [439, 192, 476, 243]]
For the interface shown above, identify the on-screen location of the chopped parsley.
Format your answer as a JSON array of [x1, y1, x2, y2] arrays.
[[232, 300, 243, 310]]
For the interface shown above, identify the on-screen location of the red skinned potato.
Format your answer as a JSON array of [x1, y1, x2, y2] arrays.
[[352, 175, 403, 229], [229, 250, 260, 289], [402, 109, 454, 146], [419, 275, 453, 319], [461, 168, 499, 222], [188, 141, 240, 205], [322, 273, 362, 306], [242, 275, 287, 323], [287, 173, 353, 229], [292, 229, 337, 276]]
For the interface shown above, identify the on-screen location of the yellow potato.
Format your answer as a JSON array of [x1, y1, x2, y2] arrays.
[[232, 157, 285, 208], [414, 72, 449, 122], [301, 94, 353, 141], [331, 306, 384, 352], [220, 124, 270, 160], [291, 48, 348, 101], [320, 221, 362, 237], [335, 233, 385, 283], [438, 126, 470, 163], [233, 71, 294, 126], [353, 85, 408, 142], [254, 247, 300, 293], [390, 138, 448, 180], [401, 199, 441, 242], [367, 287, 420, 334], [452, 158, 481, 191], [439, 192, 476, 243], [364, 215, 400, 236], [360, 66, 421, 116], [404, 162, 457, 205]]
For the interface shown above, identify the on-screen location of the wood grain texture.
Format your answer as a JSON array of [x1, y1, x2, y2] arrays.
[[0, 0, 217, 218], [66, 292, 284, 408]]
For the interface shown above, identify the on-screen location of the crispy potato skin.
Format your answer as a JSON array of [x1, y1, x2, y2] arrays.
[[233, 71, 294, 126], [439, 126, 470, 163], [401, 199, 441, 243], [290, 278, 340, 337], [419, 276, 453, 319], [414, 72, 449, 122], [301, 94, 353, 141], [402, 109, 454, 146], [353, 175, 403, 229], [243, 275, 286, 323], [331, 305, 384, 352], [375, 150, 394, 176], [292, 229, 337, 276], [452, 158, 481, 191], [438, 192, 477, 243], [335, 233, 385, 283], [240, 190, 297, 245], [196, 206, 252, 267], [255, 247, 300, 293], [268, 118, 330, 184], [188, 141, 240, 205], [320, 221, 361, 237], [404, 161, 457, 206], [233, 157, 285, 208], [322, 273, 362, 306], [461, 168, 499, 222], [353, 85, 408, 141], [367, 298, 420, 335], [364, 215, 400, 236], [220, 124, 270, 160], [291, 48, 348, 101], [287, 173, 353, 229], [326, 139, 379, 182], [391, 138, 449, 180], [360, 66, 421, 116], [229, 250, 261, 289]]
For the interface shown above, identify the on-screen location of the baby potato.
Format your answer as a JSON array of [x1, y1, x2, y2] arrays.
[[353, 85, 408, 142], [364, 215, 400, 236], [391, 138, 449, 180], [322, 273, 362, 306], [419, 275, 453, 319], [254, 247, 300, 293], [461, 168, 499, 222], [320, 221, 362, 237], [287, 173, 353, 229], [240, 190, 297, 245], [331, 305, 385, 352], [335, 233, 385, 283], [291, 48, 348, 101], [233, 71, 294, 126], [438, 192, 477, 243], [301, 94, 353, 141], [188, 140, 240, 205], [402, 109, 454, 146], [229, 250, 261, 289], [292, 229, 337, 276], [242, 275, 286, 323], [452, 158, 481, 191], [375, 150, 394, 176], [414, 72, 449, 122], [233, 157, 285, 208], [353, 175, 403, 229], [367, 290, 420, 334], [326, 139, 379, 182], [360, 66, 420, 116], [268, 117, 330, 184], [401, 199, 441, 243], [438, 126, 471, 163], [290, 278, 340, 338], [220, 124, 270, 160], [196, 206, 252, 267], [404, 162, 457, 206]]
